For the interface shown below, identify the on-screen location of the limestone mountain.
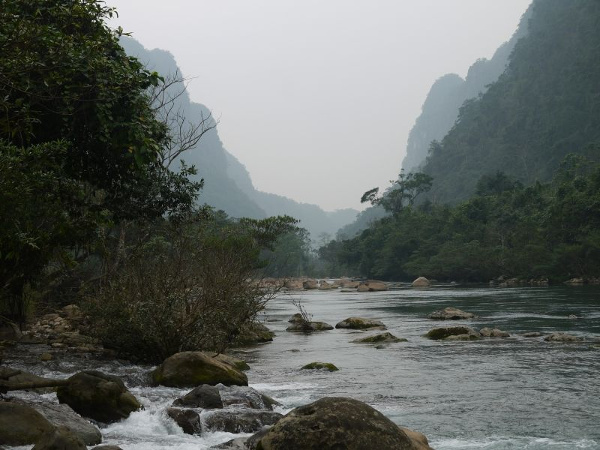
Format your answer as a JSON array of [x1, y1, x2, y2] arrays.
[[121, 38, 357, 237], [421, 0, 600, 203]]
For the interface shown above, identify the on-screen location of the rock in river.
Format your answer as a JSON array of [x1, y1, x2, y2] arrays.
[[351, 332, 407, 344], [251, 397, 431, 450], [425, 326, 480, 340], [428, 307, 475, 320], [301, 362, 339, 372], [152, 351, 248, 387], [0, 401, 54, 446], [335, 317, 386, 330], [32, 425, 87, 450], [57, 370, 141, 423]]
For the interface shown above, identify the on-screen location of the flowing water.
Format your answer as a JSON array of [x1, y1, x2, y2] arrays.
[[5, 285, 600, 449]]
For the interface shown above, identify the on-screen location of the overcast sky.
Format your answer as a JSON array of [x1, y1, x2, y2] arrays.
[[107, 0, 532, 211]]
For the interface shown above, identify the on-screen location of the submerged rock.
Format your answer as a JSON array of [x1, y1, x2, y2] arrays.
[[57, 370, 141, 423], [203, 409, 283, 434], [428, 307, 475, 320], [544, 332, 582, 342], [219, 385, 280, 410], [479, 327, 510, 338], [335, 317, 386, 330], [286, 321, 334, 332], [152, 352, 248, 387], [166, 407, 202, 435], [251, 397, 431, 450], [32, 425, 86, 450], [301, 362, 339, 372], [352, 332, 407, 344], [425, 326, 480, 340]]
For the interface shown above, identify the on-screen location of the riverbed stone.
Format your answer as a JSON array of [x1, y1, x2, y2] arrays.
[[219, 385, 280, 410], [301, 362, 339, 372], [32, 425, 87, 450], [166, 407, 202, 435], [428, 307, 475, 320], [232, 322, 274, 346], [203, 410, 283, 433], [335, 317, 386, 330], [57, 370, 141, 423], [357, 280, 388, 292], [152, 351, 248, 387], [479, 327, 510, 337], [412, 277, 431, 287], [0, 401, 55, 445], [544, 332, 582, 342], [173, 384, 223, 408], [351, 332, 407, 344], [303, 279, 318, 290], [252, 397, 428, 450], [286, 321, 334, 332], [398, 426, 432, 450], [425, 326, 480, 340], [22, 400, 102, 445], [214, 354, 250, 371]]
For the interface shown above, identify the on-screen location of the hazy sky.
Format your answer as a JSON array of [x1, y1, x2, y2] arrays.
[[107, 0, 532, 211]]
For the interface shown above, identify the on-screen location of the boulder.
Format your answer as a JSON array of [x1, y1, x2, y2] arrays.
[[32, 426, 87, 450], [318, 281, 334, 290], [172, 384, 224, 409], [339, 279, 360, 289], [26, 400, 102, 445], [544, 332, 582, 342], [351, 332, 407, 344], [428, 307, 475, 320], [479, 327, 510, 338], [399, 426, 433, 450], [357, 280, 388, 292], [412, 277, 430, 287], [152, 351, 248, 387], [0, 321, 22, 341], [283, 279, 304, 290], [166, 407, 202, 435], [0, 401, 55, 446], [522, 331, 544, 337], [233, 322, 274, 346], [286, 321, 334, 332], [303, 279, 318, 290], [219, 385, 280, 410], [425, 326, 480, 340], [203, 410, 283, 433], [301, 362, 339, 372], [288, 313, 304, 323], [214, 354, 250, 371], [335, 317, 386, 330], [252, 397, 428, 450], [57, 370, 141, 423], [564, 278, 585, 285]]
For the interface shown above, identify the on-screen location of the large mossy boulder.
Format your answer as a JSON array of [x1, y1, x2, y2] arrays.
[[252, 397, 428, 450], [56, 370, 141, 423], [0, 401, 55, 446], [425, 326, 480, 340], [335, 317, 386, 330], [152, 352, 248, 387], [351, 332, 407, 344], [428, 307, 475, 320]]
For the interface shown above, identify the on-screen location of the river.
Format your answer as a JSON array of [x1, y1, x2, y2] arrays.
[[5, 285, 600, 449]]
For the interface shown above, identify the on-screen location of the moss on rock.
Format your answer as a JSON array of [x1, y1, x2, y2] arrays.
[[301, 362, 339, 372]]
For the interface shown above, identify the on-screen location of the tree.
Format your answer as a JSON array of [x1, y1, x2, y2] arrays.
[[361, 171, 433, 213]]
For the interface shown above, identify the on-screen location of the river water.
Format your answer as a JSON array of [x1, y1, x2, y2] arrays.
[[6, 285, 600, 449]]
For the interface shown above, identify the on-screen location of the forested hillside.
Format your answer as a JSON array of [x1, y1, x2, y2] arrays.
[[122, 38, 357, 238], [422, 0, 600, 204]]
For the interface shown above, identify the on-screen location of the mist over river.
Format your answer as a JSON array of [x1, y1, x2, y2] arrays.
[[6, 285, 600, 449]]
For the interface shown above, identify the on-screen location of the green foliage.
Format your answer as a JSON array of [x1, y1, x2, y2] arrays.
[[327, 157, 600, 282], [85, 211, 294, 362], [421, 0, 600, 204], [362, 171, 433, 213]]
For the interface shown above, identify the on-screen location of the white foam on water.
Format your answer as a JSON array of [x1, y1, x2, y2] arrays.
[[431, 436, 599, 449]]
